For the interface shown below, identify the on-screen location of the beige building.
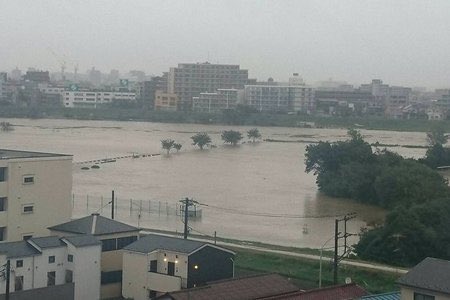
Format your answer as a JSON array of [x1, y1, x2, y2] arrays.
[[398, 257, 450, 300], [49, 213, 140, 299], [0, 149, 73, 242], [154, 91, 178, 111]]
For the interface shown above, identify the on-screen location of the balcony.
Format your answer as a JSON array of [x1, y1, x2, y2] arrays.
[[147, 272, 182, 292]]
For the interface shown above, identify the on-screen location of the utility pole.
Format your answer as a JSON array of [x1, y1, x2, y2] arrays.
[[333, 212, 357, 285], [5, 259, 10, 300], [179, 198, 198, 239], [111, 190, 115, 220]]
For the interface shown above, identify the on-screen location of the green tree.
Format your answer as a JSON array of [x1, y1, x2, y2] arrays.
[[173, 143, 182, 152], [247, 128, 262, 142], [426, 126, 448, 146], [161, 139, 175, 154], [221, 130, 243, 146], [191, 132, 211, 150]]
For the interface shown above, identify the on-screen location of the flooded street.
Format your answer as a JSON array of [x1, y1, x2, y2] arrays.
[[1, 118, 430, 248]]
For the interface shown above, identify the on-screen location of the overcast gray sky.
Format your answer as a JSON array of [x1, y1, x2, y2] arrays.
[[1, 0, 449, 88]]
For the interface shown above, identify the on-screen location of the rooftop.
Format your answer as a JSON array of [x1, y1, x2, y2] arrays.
[[0, 149, 71, 160], [260, 283, 368, 300], [361, 291, 400, 300], [63, 235, 101, 247], [156, 274, 299, 300], [397, 257, 450, 295], [0, 240, 40, 258], [125, 234, 207, 254], [29, 236, 65, 249], [49, 213, 139, 235]]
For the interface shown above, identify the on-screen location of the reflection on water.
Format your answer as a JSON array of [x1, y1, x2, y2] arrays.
[[0, 118, 429, 248]]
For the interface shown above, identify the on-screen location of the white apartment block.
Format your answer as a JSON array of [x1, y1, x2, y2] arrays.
[[62, 91, 136, 108], [192, 89, 239, 113], [0, 235, 101, 300], [0, 149, 73, 242]]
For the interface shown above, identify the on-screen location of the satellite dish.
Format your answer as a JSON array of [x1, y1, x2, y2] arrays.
[[345, 277, 352, 284]]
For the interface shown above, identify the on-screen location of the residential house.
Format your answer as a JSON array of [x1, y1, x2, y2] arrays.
[[122, 234, 235, 300], [49, 213, 140, 299]]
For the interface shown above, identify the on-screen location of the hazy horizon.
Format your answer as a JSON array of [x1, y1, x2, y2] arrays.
[[1, 0, 450, 89]]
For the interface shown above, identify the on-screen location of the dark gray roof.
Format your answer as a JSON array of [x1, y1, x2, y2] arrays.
[[0, 241, 40, 258], [63, 235, 101, 247], [29, 236, 65, 249], [362, 291, 400, 300], [49, 214, 139, 235], [0, 149, 72, 160], [397, 257, 450, 294], [124, 234, 233, 255]]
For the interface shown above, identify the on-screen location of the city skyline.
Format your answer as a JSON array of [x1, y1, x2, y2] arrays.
[[1, 1, 450, 89]]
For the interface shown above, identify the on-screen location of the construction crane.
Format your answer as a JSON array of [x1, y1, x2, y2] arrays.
[[47, 48, 67, 82]]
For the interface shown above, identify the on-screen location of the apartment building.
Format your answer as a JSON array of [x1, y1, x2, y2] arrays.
[[62, 91, 136, 108], [167, 62, 250, 111], [0, 149, 73, 242], [0, 73, 6, 102], [49, 213, 140, 299], [192, 89, 239, 113], [137, 75, 168, 109], [0, 235, 101, 300], [154, 91, 178, 111], [122, 234, 235, 300]]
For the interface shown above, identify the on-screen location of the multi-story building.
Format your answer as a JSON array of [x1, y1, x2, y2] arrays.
[[167, 62, 250, 111], [62, 91, 136, 108], [360, 79, 390, 114], [0, 235, 101, 300], [137, 75, 168, 109], [244, 75, 314, 113], [154, 91, 178, 111], [23, 71, 50, 83], [38, 83, 65, 106], [192, 89, 239, 113], [0, 149, 73, 242], [314, 89, 373, 116], [49, 213, 140, 299], [122, 234, 235, 300]]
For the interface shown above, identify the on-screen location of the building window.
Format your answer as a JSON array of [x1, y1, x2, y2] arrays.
[[0, 227, 6, 241], [16, 260, 23, 268], [23, 175, 34, 184], [0, 167, 6, 182], [117, 236, 137, 249], [47, 271, 56, 286], [15, 276, 23, 291], [65, 270, 73, 283], [0, 197, 7, 211], [68, 254, 73, 262], [48, 256, 55, 263], [149, 290, 157, 299], [414, 293, 435, 300], [22, 205, 34, 214], [149, 260, 157, 272], [101, 238, 117, 252], [101, 270, 122, 284]]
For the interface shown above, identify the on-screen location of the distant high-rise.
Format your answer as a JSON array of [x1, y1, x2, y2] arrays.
[[88, 67, 102, 86], [24, 70, 50, 82], [167, 62, 250, 111]]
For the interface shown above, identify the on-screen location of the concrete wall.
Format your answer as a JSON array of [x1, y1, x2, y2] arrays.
[[0, 156, 72, 241], [401, 286, 450, 300], [122, 252, 148, 300]]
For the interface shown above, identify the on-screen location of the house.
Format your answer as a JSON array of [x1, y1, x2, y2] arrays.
[[122, 234, 235, 300], [155, 273, 299, 300], [397, 257, 450, 300], [48, 213, 140, 299], [0, 235, 101, 300], [0, 149, 73, 241]]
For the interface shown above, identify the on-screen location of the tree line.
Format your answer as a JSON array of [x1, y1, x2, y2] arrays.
[[161, 128, 262, 154], [305, 128, 450, 266]]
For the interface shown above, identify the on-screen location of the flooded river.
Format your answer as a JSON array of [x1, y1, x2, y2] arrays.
[[0, 118, 431, 248]]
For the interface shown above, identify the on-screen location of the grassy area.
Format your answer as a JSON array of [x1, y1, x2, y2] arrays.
[[234, 249, 401, 294]]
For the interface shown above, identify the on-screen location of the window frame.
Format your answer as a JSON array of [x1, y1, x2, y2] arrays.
[[0, 197, 7, 212], [47, 271, 56, 286], [22, 175, 35, 185], [16, 260, 23, 268], [48, 255, 55, 264], [68, 254, 74, 262], [22, 204, 34, 214]]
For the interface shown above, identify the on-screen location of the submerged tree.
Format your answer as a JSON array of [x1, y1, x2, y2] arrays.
[[426, 126, 448, 147], [247, 128, 261, 142], [0, 122, 13, 132], [221, 130, 243, 146], [161, 139, 175, 154], [191, 132, 211, 150], [173, 143, 182, 152]]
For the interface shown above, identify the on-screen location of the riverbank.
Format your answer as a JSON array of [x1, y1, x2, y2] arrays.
[[1, 105, 448, 132]]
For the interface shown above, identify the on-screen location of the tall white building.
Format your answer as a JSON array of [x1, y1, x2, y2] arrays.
[[0, 149, 73, 242], [0, 235, 101, 300], [192, 89, 239, 113]]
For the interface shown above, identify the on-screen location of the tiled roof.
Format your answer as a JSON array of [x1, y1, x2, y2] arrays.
[[63, 235, 101, 247], [259, 283, 368, 300], [49, 213, 139, 235], [0, 149, 71, 160], [397, 257, 450, 295], [361, 291, 400, 300], [0, 241, 40, 258], [124, 234, 233, 255], [29, 236, 65, 249], [158, 274, 299, 300]]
